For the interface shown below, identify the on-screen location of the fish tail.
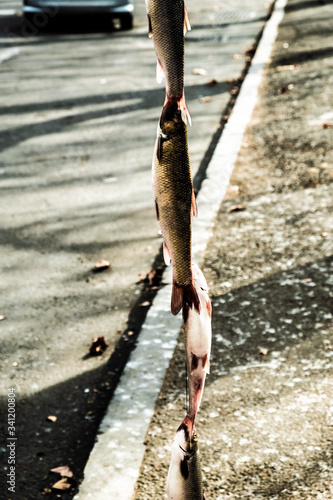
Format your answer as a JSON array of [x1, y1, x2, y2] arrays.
[[178, 414, 195, 437], [160, 95, 191, 126], [171, 280, 200, 316]]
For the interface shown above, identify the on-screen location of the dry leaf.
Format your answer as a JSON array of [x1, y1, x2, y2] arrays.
[[206, 78, 218, 86], [51, 465, 73, 478], [192, 67, 207, 75], [139, 301, 151, 307], [229, 204, 247, 212], [322, 122, 333, 129], [89, 336, 108, 356], [52, 478, 71, 490], [276, 64, 300, 71], [278, 86, 289, 94], [47, 415, 57, 423], [92, 259, 111, 272]]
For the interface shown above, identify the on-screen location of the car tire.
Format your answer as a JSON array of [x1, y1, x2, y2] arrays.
[[120, 13, 133, 30]]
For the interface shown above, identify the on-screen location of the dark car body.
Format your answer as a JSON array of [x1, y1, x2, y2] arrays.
[[23, 0, 134, 30]]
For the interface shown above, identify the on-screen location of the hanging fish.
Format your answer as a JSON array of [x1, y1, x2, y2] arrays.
[[146, 0, 191, 125], [166, 418, 206, 499], [183, 263, 212, 423], [153, 102, 199, 315]]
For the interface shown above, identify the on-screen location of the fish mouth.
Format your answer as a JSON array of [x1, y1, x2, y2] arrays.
[[176, 416, 198, 452]]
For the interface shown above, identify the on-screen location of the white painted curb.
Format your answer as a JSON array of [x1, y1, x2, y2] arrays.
[[0, 47, 20, 64], [74, 0, 287, 498]]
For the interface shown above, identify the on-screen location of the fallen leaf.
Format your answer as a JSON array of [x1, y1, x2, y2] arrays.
[[139, 301, 151, 307], [52, 478, 71, 490], [47, 415, 57, 423], [146, 269, 157, 286], [322, 122, 333, 129], [229, 204, 247, 212], [230, 87, 239, 95], [50, 465, 73, 478], [206, 78, 218, 86], [199, 96, 211, 103], [92, 259, 111, 272], [278, 86, 289, 94], [192, 67, 207, 75], [276, 64, 300, 71], [89, 336, 108, 356]]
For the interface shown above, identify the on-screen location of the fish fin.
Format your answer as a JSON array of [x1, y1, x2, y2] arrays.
[[191, 190, 198, 217], [147, 14, 153, 38], [154, 199, 159, 221], [171, 282, 183, 316], [157, 134, 163, 162], [183, 281, 200, 313], [202, 353, 210, 374], [163, 242, 171, 266], [206, 298, 212, 318], [172, 280, 200, 316], [156, 59, 164, 84], [184, 6, 191, 34], [178, 95, 192, 126]]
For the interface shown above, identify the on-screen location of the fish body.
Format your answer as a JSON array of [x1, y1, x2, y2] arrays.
[[183, 263, 212, 423], [166, 419, 206, 500], [153, 103, 199, 316], [146, 0, 191, 124]]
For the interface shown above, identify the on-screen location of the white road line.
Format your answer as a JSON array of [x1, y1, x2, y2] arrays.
[[74, 0, 287, 498], [0, 47, 20, 64]]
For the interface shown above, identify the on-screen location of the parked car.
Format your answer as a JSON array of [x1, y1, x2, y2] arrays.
[[22, 0, 134, 30]]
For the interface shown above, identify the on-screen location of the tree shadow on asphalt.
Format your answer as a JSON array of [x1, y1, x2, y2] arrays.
[[0, 78, 230, 154]]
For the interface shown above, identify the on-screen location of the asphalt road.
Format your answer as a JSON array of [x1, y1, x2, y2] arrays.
[[0, 1, 277, 498]]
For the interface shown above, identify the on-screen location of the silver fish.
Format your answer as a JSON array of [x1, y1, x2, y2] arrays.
[[146, 0, 191, 124], [166, 418, 206, 500], [183, 263, 212, 424]]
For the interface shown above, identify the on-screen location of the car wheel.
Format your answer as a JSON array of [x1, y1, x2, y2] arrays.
[[120, 13, 133, 30]]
